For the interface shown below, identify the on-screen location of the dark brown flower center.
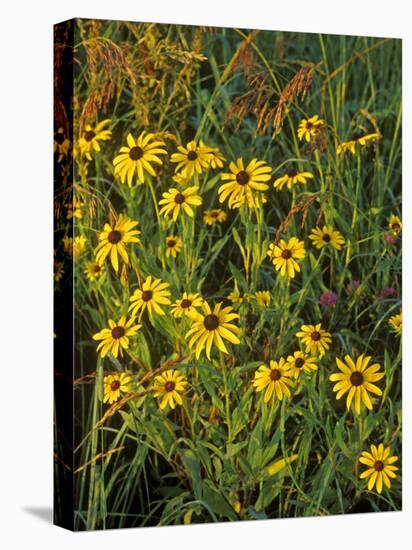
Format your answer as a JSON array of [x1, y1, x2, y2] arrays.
[[93, 264, 101, 273], [167, 239, 176, 248], [129, 146, 144, 160], [350, 371, 364, 386], [323, 234, 331, 242], [306, 122, 313, 129], [180, 299, 192, 309], [165, 381, 175, 392], [84, 130, 96, 142], [211, 211, 219, 218], [108, 230, 122, 244], [374, 460, 384, 472], [111, 326, 125, 339], [287, 169, 298, 178], [295, 358, 305, 369], [204, 314, 219, 331], [236, 170, 250, 185], [174, 193, 185, 204], [141, 290, 153, 302], [187, 150, 198, 161], [392, 223, 400, 231], [281, 249, 292, 259], [311, 331, 321, 341], [55, 132, 65, 144], [110, 380, 121, 391], [270, 369, 281, 381]]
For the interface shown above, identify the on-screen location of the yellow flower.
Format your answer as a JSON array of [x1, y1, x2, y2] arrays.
[[103, 373, 132, 404], [171, 292, 203, 318], [54, 127, 70, 161], [336, 139, 357, 156], [129, 276, 171, 318], [388, 214, 402, 234], [159, 186, 202, 221], [203, 209, 227, 226], [389, 311, 402, 335], [84, 261, 105, 282], [267, 237, 306, 279], [297, 115, 324, 142], [95, 214, 140, 272], [170, 140, 212, 177], [329, 354, 384, 414], [218, 158, 272, 209], [296, 323, 332, 357], [309, 225, 345, 251], [66, 199, 84, 220], [78, 119, 112, 160], [93, 316, 142, 358], [200, 141, 225, 169], [54, 260, 64, 282], [153, 369, 188, 410], [255, 291, 271, 308], [63, 235, 87, 258], [228, 289, 252, 304], [359, 444, 399, 494], [337, 132, 381, 155], [186, 302, 240, 359], [165, 235, 182, 258], [113, 131, 167, 186], [273, 169, 314, 191], [172, 172, 193, 186], [285, 351, 317, 379], [253, 358, 294, 402]]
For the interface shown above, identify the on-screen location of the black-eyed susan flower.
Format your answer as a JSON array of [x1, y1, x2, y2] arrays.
[[84, 260, 105, 282], [297, 115, 324, 142], [186, 302, 240, 359], [103, 373, 132, 404], [93, 316, 142, 359], [267, 237, 306, 279], [170, 140, 212, 177], [309, 225, 345, 251], [218, 158, 272, 209], [165, 235, 182, 258], [63, 235, 87, 258], [337, 132, 381, 156], [203, 209, 227, 226], [129, 276, 171, 318], [54, 127, 70, 161], [389, 214, 402, 235], [253, 358, 294, 402], [359, 444, 399, 494], [389, 311, 402, 335], [228, 288, 252, 305], [170, 292, 203, 318], [78, 119, 112, 160], [329, 354, 384, 414], [273, 168, 314, 191], [113, 131, 167, 186], [255, 291, 271, 308], [153, 369, 188, 410], [95, 214, 140, 272], [296, 323, 332, 357], [159, 186, 202, 221], [200, 141, 225, 169], [285, 351, 317, 379]]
